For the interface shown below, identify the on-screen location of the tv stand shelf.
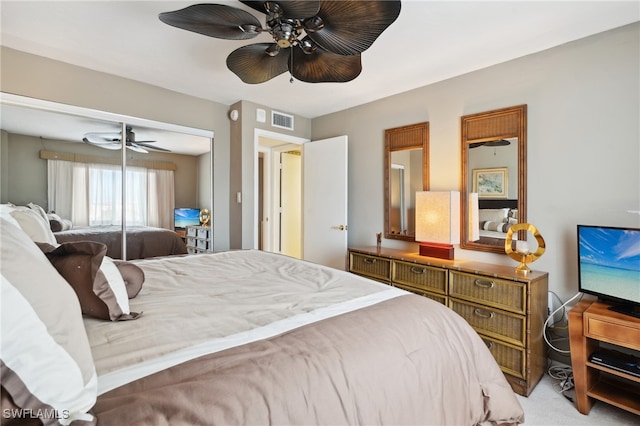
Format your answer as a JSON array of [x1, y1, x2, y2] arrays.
[[568, 300, 640, 415]]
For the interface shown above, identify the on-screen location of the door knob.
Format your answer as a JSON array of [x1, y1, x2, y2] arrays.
[[334, 225, 348, 231]]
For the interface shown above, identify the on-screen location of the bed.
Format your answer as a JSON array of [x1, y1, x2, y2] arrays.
[[1, 217, 525, 426], [477, 199, 519, 246], [54, 225, 188, 260]]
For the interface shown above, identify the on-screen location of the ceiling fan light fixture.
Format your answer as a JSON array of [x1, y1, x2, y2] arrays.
[[273, 22, 296, 47], [303, 16, 324, 33], [265, 43, 281, 56], [239, 24, 260, 34], [299, 38, 317, 55]]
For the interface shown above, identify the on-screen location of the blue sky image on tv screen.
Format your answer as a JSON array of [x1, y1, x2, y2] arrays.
[[579, 227, 640, 303], [175, 208, 200, 228]]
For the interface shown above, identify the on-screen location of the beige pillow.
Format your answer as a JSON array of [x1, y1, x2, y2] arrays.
[[0, 218, 97, 424], [10, 208, 58, 245], [478, 208, 509, 224]]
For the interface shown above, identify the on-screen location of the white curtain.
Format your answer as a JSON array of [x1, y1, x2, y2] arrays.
[[147, 168, 175, 229], [47, 160, 89, 226], [47, 159, 174, 228]]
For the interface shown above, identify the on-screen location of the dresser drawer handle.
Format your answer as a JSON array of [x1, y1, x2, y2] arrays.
[[363, 258, 376, 264], [410, 266, 426, 274], [474, 279, 495, 289], [484, 340, 494, 349], [474, 308, 495, 319]]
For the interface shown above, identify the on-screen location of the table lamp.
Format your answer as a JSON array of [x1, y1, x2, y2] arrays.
[[415, 191, 460, 260]]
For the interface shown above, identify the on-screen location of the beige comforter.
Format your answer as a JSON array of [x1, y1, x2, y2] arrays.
[[86, 250, 524, 425]]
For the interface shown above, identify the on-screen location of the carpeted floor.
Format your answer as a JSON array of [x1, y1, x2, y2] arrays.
[[516, 373, 638, 425]]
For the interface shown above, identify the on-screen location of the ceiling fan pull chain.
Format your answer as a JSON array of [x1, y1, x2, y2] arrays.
[[289, 50, 294, 83]]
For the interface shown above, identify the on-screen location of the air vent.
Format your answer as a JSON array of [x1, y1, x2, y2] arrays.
[[272, 111, 294, 131]]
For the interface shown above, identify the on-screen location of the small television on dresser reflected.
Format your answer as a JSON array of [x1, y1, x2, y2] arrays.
[[577, 224, 640, 318], [174, 208, 201, 230]]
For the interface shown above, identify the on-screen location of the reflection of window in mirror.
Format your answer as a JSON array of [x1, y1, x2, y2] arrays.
[[384, 122, 429, 241]]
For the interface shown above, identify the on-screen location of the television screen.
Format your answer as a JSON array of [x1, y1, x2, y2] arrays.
[[577, 225, 640, 310], [174, 208, 201, 229]]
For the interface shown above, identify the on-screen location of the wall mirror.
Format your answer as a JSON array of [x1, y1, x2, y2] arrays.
[[384, 122, 429, 241], [461, 105, 527, 254]]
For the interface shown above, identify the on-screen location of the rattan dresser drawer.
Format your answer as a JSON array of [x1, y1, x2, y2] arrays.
[[393, 282, 447, 305], [449, 299, 526, 347], [480, 335, 526, 379], [349, 252, 391, 282], [392, 260, 447, 295], [449, 271, 526, 314]]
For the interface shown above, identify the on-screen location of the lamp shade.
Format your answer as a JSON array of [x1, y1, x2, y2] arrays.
[[468, 193, 480, 242], [415, 191, 460, 244]]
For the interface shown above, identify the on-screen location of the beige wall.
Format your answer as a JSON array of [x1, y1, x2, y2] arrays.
[[311, 23, 640, 301], [229, 100, 311, 249]]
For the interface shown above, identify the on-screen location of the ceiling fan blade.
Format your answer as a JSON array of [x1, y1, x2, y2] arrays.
[[485, 139, 511, 147], [83, 132, 121, 144], [240, 1, 320, 20], [291, 45, 361, 83], [469, 139, 511, 149], [83, 138, 122, 150], [305, 0, 401, 55], [226, 43, 290, 83], [127, 143, 149, 154], [136, 142, 172, 152], [159, 4, 262, 40]]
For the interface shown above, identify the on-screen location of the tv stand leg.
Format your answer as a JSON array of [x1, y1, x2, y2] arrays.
[[568, 299, 597, 415]]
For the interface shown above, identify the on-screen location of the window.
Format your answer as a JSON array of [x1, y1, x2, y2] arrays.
[[47, 160, 174, 229]]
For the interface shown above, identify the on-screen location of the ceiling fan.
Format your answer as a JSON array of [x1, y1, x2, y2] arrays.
[[83, 126, 171, 153], [469, 139, 512, 149], [158, 0, 401, 84]]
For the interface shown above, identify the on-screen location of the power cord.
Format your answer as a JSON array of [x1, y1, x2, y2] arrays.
[[544, 292, 583, 354], [548, 364, 574, 393]]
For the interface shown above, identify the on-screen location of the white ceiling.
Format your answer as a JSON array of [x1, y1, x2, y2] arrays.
[[1, 1, 638, 153]]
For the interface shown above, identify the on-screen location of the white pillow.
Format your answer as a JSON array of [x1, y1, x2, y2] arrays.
[[0, 203, 22, 228], [0, 218, 97, 424], [479, 208, 510, 224], [98, 256, 134, 317], [10, 208, 58, 245], [27, 202, 49, 222]]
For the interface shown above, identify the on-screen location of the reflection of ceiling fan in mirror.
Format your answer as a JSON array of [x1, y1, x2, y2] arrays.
[[469, 139, 511, 149], [158, 0, 401, 84], [83, 126, 171, 153]]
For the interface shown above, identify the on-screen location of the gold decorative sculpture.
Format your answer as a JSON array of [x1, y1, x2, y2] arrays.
[[199, 209, 211, 227], [505, 223, 545, 274]]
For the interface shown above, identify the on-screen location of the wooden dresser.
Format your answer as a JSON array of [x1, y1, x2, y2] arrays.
[[348, 246, 548, 397]]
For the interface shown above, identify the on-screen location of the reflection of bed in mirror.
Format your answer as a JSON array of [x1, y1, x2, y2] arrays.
[[477, 199, 518, 246], [54, 226, 187, 260]]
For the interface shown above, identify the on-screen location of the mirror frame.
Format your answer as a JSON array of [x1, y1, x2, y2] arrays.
[[460, 105, 527, 254], [384, 121, 429, 241]]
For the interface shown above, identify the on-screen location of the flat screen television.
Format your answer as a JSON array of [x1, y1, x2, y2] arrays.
[[577, 224, 640, 318], [174, 208, 201, 229]]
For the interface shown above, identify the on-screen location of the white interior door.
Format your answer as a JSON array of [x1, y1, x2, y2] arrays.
[[303, 136, 348, 270]]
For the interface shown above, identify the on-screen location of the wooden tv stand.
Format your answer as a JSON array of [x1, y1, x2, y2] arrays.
[[568, 299, 640, 415]]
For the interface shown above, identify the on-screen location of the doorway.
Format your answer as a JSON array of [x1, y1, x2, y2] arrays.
[[255, 130, 308, 257]]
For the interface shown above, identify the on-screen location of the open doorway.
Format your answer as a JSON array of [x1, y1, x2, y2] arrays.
[[255, 130, 308, 257]]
